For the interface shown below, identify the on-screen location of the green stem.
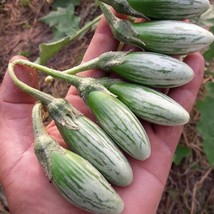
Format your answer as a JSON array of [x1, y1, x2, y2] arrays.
[[63, 57, 99, 74], [45, 51, 128, 83], [9, 59, 83, 90], [35, 15, 102, 65], [8, 62, 53, 105], [32, 102, 64, 180], [69, 15, 102, 40], [9, 59, 109, 102], [32, 102, 47, 137], [45, 57, 100, 83]]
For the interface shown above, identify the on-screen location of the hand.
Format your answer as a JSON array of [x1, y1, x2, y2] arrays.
[[0, 16, 204, 214]]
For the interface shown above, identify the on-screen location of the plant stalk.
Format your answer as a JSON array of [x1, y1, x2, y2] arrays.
[[9, 59, 110, 101], [69, 14, 102, 40], [32, 102, 47, 138], [8, 62, 53, 105], [45, 51, 128, 83], [32, 102, 65, 180], [45, 57, 100, 83], [35, 14, 102, 65], [10, 59, 82, 86]]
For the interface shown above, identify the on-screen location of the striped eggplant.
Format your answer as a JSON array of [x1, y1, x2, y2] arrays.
[[132, 20, 214, 55], [55, 51, 194, 88], [99, 2, 214, 55], [28, 64, 151, 161], [97, 51, 194, 87], [36, 139, 125, 214], [86, 91, 151, 160], [47, 98, 133, 187], [51, 150, 124, 214], [128, 0, 210, 20], [106, 82, 190, 126], [32, 103, 124, 214]]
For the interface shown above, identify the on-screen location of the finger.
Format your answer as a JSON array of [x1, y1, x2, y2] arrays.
[[114, 54, 204, 214], [77, 15, 119, 78], [169, 53, 205, 111], [49, 16, 121, 142], [66, 16, 119, 116], [0, 56, 38, 104], [0, 56, 38, 179], [82, 16, 119, 63], [66, 15, 119, 98], [152, 52, 205, 152]]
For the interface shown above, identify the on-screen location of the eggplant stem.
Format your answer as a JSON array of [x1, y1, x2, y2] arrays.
[[8, 61, 53, 105], [8, 59, 83, 97]]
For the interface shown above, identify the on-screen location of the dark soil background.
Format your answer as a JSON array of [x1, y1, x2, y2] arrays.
[[0, 0, 214, 213]]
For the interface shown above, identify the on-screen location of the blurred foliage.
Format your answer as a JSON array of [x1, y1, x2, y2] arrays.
[[195, 4, 214, 167], [173, 145, 192, 165], [196, 82, 214, 166], [174, 5, 214, 166], [52, 0, 80, 8], [36, 16, 101, 65], [37, 6, 100, 65], [37, 0, 81, 64], [193, 5, 214, 64], [204, 26, 214, 63], [40, 1, 81, 41], [20, 0, 31, 7]]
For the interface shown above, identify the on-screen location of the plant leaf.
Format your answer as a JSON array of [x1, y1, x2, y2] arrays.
[[40, 3, 80, 41], [36, 15, 101, 65], [196, 82, 214, 166], [52, 0, 80, 8], [35, 36, 71, 65], [204, 26, 214, 62], [173, 145, 192, 166]]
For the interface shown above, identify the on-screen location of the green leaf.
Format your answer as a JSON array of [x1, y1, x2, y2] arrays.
[[204, 26, 214, 62], [40, 3, 80, 41], [204, 42, 214, 62], [36, 15, 101, 65], [173, 145, 192, 165], [196, 82, 214, 166], [205, 69, 214, 77], [36, 36, 71, 65], [52, 0, 80, 8]]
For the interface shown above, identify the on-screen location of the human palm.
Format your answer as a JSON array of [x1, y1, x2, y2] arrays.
[[0, 17, 204, 214]]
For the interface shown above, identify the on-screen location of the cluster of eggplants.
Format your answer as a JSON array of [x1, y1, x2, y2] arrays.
[[99, 0, 210, 20], [29, 1, 214, 214], [32, 103, 124, 214]]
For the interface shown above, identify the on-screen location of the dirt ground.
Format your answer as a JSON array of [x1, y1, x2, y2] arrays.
[[0, 0, 213, 213]]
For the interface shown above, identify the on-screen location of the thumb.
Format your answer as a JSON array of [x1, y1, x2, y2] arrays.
[[0, 56, 38, 104], [0, 56, 38, 180]]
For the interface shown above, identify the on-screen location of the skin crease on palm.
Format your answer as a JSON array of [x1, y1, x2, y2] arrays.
[[0, 13, 205, 214]]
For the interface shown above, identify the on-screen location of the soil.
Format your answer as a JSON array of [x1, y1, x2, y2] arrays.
[[0, 1, 213, 213]]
